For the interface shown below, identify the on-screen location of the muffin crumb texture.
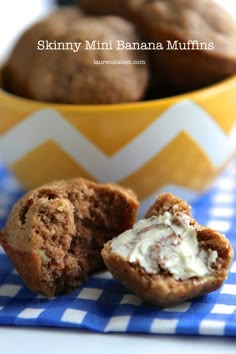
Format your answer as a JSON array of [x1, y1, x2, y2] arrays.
[[102, 193, 234, 307], [0, 178, 139, 297]]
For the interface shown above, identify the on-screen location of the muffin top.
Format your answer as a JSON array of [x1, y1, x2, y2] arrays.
[[28, 15, 149, 104], [3, 8, 149, 104], [137, 0, 236, 56], [2, 7, 83, 98], [79, 0, 143, 20]]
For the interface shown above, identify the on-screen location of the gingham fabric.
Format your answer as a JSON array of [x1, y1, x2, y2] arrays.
[[0, 159, 236, 336]]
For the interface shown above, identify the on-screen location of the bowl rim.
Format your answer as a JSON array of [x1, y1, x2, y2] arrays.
[[1, 73, 236, 112]]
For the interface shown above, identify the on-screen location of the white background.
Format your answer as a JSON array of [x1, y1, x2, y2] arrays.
[[1, 1, 236, 353]]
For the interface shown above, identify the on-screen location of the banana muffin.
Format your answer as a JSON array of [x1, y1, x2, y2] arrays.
[[102, 193, 233, 307], [2, 7, 83, 98], [29, 16, 149, 104], [79, 0, 142, 20], [0, 178, 139, 297], [3, 10, 149, 104], [133, 0, 236, 93]]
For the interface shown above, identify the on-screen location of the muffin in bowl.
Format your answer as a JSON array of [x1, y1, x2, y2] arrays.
[[1, 4, 236, 216], [2, 8, 149, 104], [133, 0, 236, 93]]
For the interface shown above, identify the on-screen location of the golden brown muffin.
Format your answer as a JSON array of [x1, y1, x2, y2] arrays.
[[27, 16, 149, 104], [79, 0, 142, 20], [133, 0, 236, 93], [3, 9, 149, 104], [0, 178, 139, 297], [102, 193, 234, 307], [2, 7, 83, 98]]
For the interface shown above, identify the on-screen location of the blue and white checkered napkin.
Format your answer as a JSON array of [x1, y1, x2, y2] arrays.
[[0, 160, 236, 336]]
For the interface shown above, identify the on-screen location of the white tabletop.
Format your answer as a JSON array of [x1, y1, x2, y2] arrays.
[[1, 327, 236, 354], [1, 1, 236, 353]]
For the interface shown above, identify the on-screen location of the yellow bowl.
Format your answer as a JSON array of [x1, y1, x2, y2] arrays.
[[1, 76, 236, 215]]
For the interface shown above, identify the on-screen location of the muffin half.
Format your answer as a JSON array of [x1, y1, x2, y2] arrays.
[[0, 178, 139, 297], [102, 193, 233, 307]]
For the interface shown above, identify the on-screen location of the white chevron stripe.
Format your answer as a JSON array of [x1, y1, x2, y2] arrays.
[[137, 185, 199, 218], [1, 101, 236, 183]]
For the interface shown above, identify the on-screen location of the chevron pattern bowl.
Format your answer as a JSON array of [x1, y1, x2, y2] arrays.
[[1, 75, 236, 215]]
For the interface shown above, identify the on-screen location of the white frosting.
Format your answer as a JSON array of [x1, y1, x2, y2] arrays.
[[111, 212, 218, 280]]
